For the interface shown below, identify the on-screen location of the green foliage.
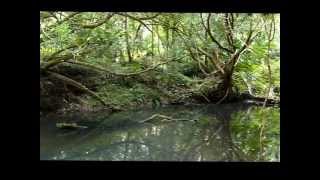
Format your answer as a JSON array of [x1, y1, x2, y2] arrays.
[[40, 12, 280, 109], [40, 13, 280, 162]]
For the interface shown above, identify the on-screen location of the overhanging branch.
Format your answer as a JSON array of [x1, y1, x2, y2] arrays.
[[43, 12, 81, 30], [66, 56, 186, 76], [226, 23, 256, 73], [115, 13, 153, 33], [224, 13, 236, 52], [205, 13, 233, 54], [43, 44, 78, 61], [136, 13, 160, 20], [81, 13, 114, 28]]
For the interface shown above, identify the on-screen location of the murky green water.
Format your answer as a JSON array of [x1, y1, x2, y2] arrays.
[[40, 103, 280, 161]]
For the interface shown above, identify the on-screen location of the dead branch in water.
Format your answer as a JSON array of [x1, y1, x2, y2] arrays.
[[139, 114, 197, 123]]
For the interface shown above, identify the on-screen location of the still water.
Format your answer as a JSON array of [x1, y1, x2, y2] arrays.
[[40, 103, 280, 161]]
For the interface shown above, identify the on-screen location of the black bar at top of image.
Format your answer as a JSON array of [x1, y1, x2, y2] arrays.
[[38, 0, 284, 12]]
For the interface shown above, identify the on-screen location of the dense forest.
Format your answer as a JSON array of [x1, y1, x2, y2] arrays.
[[40, 12, 280, 161]]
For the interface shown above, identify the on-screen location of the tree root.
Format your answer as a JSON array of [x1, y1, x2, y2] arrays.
[[139, 114, 197, 123]]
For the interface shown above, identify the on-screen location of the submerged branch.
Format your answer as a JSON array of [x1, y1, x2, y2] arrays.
[[139, 114, 197, 123]]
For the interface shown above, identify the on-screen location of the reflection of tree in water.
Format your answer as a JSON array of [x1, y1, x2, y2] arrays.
[[177, 103, 251, 161], [180, 106, 249, 161], [228, 107, 280, 161], [42, 104, 279, 161], [217, 110, 248, 161]]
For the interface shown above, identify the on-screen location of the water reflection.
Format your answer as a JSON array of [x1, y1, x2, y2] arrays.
[[40, 103, 280, 161]]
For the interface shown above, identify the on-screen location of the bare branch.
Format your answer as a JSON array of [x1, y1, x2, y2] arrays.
[[225, 21, 257, 74], [42, 54, 74, 70], [139, 113, 197, 123], [224, 13, 236, 52], [136, 13, 160, 20], [115, 12, 153, 33], [197, 47, 225, 75], [49, 12, 59, 21], [133, 24, 142, 42], [230, 13, 234, 30], [42, 46, 93, 70], [45, 12, 81, 29], [191, 47, 211, 75], [198, 60, 210, 76], [81, 13, 114, 28], [115, 13, 166, 48], [206, 13, 233, 54], [43, 44, 78, 61], [238, 29, 254, 54]]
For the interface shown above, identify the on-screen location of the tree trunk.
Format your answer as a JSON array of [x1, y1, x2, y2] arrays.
[[151, 24, 154, 58], [204, 30, 208, 63], [124, 16, 133, 63], [171, 28, 175, 56], [157, 25, 161, 55], [166, 27, 169, 58]]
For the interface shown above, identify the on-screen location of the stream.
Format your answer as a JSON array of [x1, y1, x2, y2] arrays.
[[40, 102, 280, 161]]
